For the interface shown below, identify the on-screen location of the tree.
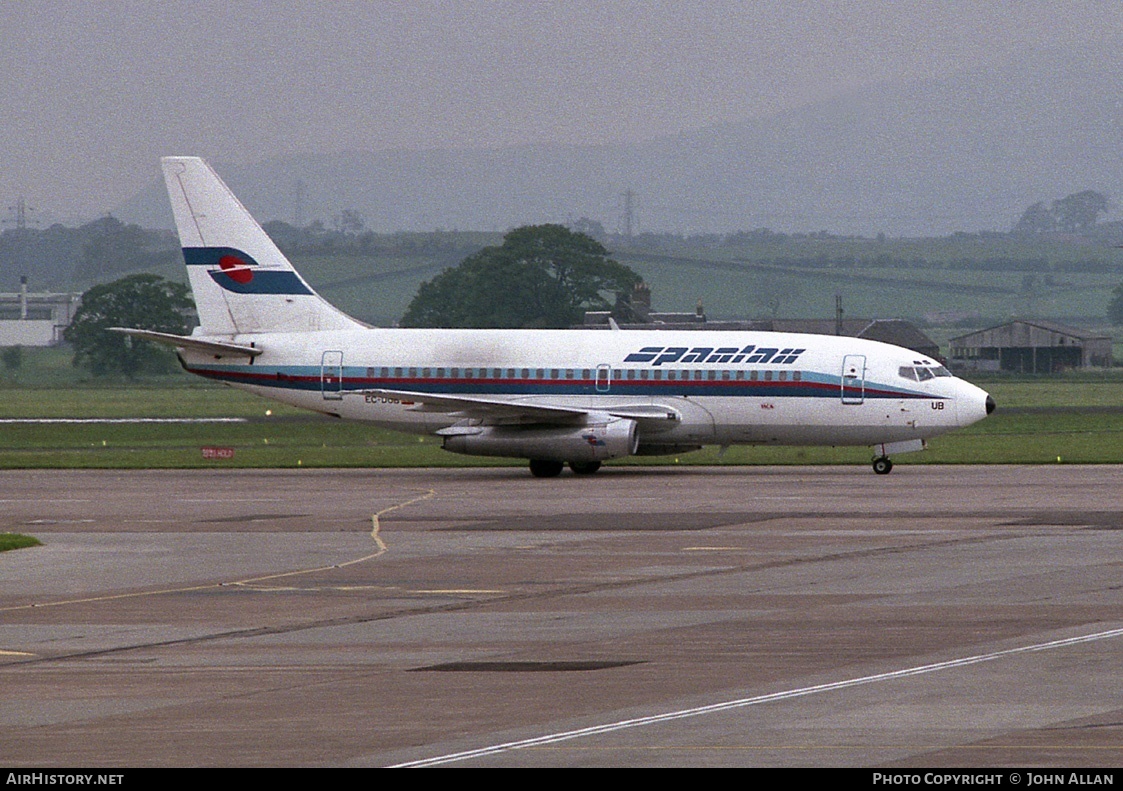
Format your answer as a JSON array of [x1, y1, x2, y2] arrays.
[[64, 274, 194, 377], [400, 224, 640, 328], [1051, 190, 1110, 233], [1012, 202, 1056, 234], [1, 346, 22, 374], [1013, 191, 1111, 235]]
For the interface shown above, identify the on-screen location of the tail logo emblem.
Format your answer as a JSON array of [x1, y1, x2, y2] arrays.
[[218, 254, 254, 284], [183, 246, 313, 296]]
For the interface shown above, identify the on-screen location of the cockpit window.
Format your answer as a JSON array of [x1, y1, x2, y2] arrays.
[[901, 364, 951, 381]]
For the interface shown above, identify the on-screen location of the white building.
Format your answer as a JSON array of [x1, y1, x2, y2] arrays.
[[0, 277, 81, 346]]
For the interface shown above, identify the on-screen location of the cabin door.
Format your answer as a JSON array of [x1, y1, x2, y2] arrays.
[[840, 354, 866, 405], [595, 364, 612, 393], [321, 350, 344, 400]]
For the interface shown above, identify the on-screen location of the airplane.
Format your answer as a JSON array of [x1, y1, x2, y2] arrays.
[[116, 156, 995, 477]]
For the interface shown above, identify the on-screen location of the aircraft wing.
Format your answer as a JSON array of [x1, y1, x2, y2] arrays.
[[109, 328, 262, 358], [354, 388, 680, 426]]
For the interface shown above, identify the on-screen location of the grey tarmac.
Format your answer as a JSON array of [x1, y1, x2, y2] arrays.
[[0, 465, 1120, 767]]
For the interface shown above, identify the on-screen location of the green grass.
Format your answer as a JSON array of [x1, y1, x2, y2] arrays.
[[1, 376, 1122, 468], [976, 378, 1123, 410], [0, 533, 42, 552], [923, 412, 1123, 464], [0, 385, 308, 419]]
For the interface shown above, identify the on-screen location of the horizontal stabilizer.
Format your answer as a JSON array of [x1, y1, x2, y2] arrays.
[[109, 328, 262, 358]]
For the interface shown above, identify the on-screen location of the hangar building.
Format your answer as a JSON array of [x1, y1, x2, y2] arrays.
[[949, 320, 1112, 373]]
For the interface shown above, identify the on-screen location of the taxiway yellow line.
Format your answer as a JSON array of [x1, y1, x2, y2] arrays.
[[0, 488, 437, 611]]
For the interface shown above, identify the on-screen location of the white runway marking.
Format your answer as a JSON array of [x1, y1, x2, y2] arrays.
[[392, 625, 1123, 768], [176, 498, 285, 503], [0, 418, 247, 424]]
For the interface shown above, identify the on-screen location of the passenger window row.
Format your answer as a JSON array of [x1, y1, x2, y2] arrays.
[[360, 367, 803, 383]]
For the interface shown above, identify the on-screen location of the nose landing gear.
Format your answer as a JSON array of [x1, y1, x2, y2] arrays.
[[870, 439, 925, 475]]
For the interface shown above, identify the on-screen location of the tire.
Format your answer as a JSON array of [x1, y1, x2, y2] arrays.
[[529, 459, 564, 478], [872, 457, 893, 475], [568, 461, 602, 475]]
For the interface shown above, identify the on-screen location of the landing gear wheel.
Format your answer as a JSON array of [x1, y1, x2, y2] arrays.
[[569, 461, 602, 475], [529, 459, 564, 478], [872, 456, 893, 475]]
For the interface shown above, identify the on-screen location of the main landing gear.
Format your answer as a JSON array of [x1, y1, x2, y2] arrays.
[[529, 459, 564, 478], [872, 456, 893, 475], [528, 460, 602, 477]]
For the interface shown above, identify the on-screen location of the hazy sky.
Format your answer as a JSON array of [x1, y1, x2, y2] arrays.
[[3, 0, 1122, 223]]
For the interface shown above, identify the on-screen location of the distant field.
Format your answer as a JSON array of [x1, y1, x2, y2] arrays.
[[613, 252, 1121, 323], [75, 230, 1123, 328], [293, 253, 449, 326]]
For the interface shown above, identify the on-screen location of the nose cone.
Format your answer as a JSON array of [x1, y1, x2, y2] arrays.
[[956, 380, 993, 427]]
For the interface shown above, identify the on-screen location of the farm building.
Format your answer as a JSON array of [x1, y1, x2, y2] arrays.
[[949, 320, 1112, 373]]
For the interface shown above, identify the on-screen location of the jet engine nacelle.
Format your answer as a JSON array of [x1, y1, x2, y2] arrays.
[[442, 419, 639, 462]]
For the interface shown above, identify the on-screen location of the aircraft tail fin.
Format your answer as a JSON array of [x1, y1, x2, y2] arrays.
[[161, 156, 365, 335]]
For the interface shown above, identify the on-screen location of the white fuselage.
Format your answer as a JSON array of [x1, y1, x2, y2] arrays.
[[181, 327, 991, 450]]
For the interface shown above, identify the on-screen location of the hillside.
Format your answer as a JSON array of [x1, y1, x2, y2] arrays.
[[115, 47, 1123, 238]]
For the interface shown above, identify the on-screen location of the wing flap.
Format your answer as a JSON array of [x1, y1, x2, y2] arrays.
[[354, 388, 587, 423], [353, 388, 681, 426]]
